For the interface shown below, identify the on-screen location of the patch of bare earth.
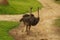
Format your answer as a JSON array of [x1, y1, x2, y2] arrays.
[[0, 0, 60, 40]]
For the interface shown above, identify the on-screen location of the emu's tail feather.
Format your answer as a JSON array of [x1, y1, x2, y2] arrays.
[[20, 18, 23, 22]]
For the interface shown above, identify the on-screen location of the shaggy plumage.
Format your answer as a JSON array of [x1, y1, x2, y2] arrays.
[[20, 7, 40, 34]]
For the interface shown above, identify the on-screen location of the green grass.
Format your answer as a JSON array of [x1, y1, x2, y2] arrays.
[[0, 0, 42, 15], [55, 0, 60, 4], [54, 17, 60, 27], [0, 21, 19, 40]]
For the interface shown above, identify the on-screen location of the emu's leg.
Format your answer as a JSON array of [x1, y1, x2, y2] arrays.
[[26, 25, 30, 35], [26, 25, 29, 32], [29, 26, 31, 32], [26, 25, 31, 32], [26, 26, 31, 35]]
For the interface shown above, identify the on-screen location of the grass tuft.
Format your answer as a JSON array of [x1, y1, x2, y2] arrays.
[[0, 21, 19, 40], [0, 0, 42, 15], [53, 17, 60, 27], [55, 0, 60, 4]]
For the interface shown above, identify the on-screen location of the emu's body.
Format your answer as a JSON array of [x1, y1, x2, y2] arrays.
[[20, 14, 39, 26], [20, 14, 39, 34], [20, 7, 40, 34]]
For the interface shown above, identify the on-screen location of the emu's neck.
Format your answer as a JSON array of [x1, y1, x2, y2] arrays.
[[30, 7, 32, 15], [37, 7, 40, 18]]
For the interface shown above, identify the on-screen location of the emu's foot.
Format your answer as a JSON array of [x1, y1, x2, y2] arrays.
[[21, 30, 24, 32], [26, 31, 30, 35], [27, 31, 31, 35], [26, 33, 29, 35], [25, 30, 31, 35], [25, 30, 27, 32]]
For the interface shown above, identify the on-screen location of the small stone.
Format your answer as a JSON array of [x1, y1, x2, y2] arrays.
[[40, 39, 48, 40]]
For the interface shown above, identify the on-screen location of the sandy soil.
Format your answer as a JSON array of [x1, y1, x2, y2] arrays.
[[0, 0, 60, 40]]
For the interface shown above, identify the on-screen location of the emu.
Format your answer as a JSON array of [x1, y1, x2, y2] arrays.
[[20, 7, 40, 34]]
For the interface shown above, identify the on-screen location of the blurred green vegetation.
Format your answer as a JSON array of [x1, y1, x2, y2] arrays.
[[0, 21, 19, 40], [55, 0, 60, 4], [53, 17, 60, 27], [0, 0, 42, 14]]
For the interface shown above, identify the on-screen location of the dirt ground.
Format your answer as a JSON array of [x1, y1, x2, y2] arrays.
[[0, 0, 60, 40]]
